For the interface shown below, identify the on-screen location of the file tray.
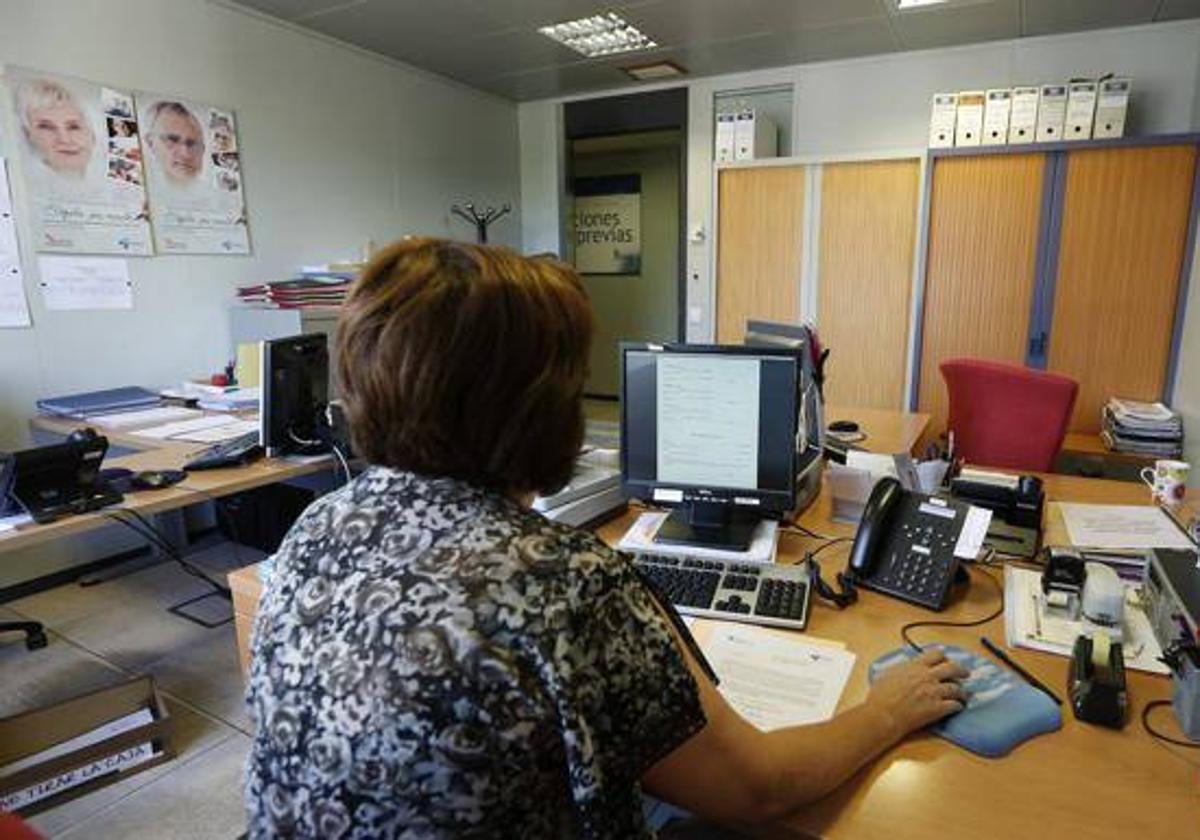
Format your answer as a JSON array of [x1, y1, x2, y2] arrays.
[[0, 676, 174, 815]]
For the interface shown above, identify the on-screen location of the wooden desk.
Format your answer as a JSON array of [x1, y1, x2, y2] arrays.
[[0, 415, 333, 556], [229, 469, 1198, 838], [825, 405, 930, 456]]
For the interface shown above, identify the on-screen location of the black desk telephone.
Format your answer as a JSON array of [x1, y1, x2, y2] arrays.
[[846, 477, 971, 611]]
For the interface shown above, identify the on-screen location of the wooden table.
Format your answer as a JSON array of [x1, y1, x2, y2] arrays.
[[825, 405, 930, 456], [229, 466, 1199, 838], [0, 415, 334, 556]]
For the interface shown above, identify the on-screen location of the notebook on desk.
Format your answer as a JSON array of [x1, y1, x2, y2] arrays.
[[36, 387, 160, 419]]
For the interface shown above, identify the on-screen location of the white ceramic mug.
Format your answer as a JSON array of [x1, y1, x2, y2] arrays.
[[1140, 459, 1190, 506]]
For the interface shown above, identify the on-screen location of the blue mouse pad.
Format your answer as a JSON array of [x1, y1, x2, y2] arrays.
[[869, 644, 1062, 758]]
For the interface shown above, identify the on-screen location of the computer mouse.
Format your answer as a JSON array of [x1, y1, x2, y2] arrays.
[[67, 427, 100, 444], [131, 469, 186, 491], [829, 420, 860, 434]]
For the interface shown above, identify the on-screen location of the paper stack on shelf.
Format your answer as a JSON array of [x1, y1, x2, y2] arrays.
[[236, 264, 361, 310], [1101, 397, 1183, 457]]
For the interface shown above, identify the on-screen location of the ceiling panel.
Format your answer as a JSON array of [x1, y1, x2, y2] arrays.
[[233, 0, 1200, 100], [1020, 0, 1160, 36], [893, 0, 1020, 50], [793, 18, 900, 64], [241, 0, 365, 22]]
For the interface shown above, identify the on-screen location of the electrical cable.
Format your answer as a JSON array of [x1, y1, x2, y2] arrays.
[[329, 441, 352, 486], [779, 521, 833, 540], [101, 509, 231, 598], [899, 563, 1004, 652], [1141, 700, 1200, 752]]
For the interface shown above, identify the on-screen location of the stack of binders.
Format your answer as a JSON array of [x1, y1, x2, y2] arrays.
[[1101, 398, 1184, 457]]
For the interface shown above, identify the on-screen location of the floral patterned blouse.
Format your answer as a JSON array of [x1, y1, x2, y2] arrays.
[[244, 467, 707, 838]]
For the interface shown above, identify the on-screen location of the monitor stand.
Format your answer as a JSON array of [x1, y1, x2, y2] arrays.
[[653, 501, 759, 552]]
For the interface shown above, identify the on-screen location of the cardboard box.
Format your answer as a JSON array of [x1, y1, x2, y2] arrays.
[[955, 90, 985, 146], [0, 677, 173, 816], [983, 89, 1012, 145], [1036, 83, 1068, 142], [1065, 80, 1098, 140], [1094, 77, 1132, 139], [928, 92, 958, 148], [1009, 86, 1040, 144]]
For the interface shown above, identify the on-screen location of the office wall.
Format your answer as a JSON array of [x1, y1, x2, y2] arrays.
[[0, 0, 521, 452], [519, 20, 1200, 342], [0, 0, 519, 586]]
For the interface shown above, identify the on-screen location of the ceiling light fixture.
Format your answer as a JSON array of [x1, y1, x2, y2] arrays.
[[623, 61, 686, 81], [538, 12, 658, 58], [896, 0, 949, 8]]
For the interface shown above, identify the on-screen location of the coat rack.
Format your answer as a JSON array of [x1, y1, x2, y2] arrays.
[[451, 202, 511, 244]]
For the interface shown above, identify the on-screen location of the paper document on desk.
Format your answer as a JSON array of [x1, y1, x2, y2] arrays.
[[702, 624, 855, 730], [92, 406, 202, 428], [1057, 503, 1192, 550], [174, 418, 259, 443], [1003, 565, 1167, 675], [133, 415, 242, 440]]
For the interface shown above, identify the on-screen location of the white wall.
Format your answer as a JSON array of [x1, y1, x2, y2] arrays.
[[0, 0, 520, 587], [519, 20, 1200, 344], [0, 0, 521, 451]]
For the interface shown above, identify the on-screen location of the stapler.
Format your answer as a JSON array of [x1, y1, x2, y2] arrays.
[[1069, 633, 1128, 729]]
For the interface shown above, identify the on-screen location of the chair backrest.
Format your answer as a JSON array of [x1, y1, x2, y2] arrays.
[[940, 358, 1078, 472]]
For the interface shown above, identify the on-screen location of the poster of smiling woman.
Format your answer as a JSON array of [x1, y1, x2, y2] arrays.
[[135, 92, 250, 254], [5, 67, 152, 255]]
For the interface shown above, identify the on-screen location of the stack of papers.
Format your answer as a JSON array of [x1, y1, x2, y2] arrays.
[[1057, 503, 1193, 551], [617, 512, 779, 564], [698, 624, 856, 730], [132, 415, 259, 444], [1102, 398, 1183, 457]]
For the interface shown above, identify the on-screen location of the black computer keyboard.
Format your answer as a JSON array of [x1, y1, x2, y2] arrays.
[[634, 553, 811, 630], [183, 432, 263, 471]]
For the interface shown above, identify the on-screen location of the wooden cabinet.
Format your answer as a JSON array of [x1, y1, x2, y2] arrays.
[[917, 154, 1045, 432], [715, 165, 806, 344], [1046, 145, 1197, 431], [818, 159, 920, 409], [915, 141, 1198, 435]]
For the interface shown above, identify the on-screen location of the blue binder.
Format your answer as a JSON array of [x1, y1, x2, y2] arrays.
[[37, 387, 160, 418]]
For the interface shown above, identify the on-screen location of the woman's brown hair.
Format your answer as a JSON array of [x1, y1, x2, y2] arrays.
[[335, 238, 592, 496]]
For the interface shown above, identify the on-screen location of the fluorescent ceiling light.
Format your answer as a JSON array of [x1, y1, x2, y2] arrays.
[[538, 12, 657, 58], [623, 61, 686, 81], [897, 0, 949, 8]]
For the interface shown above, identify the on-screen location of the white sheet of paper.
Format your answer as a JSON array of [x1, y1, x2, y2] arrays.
[[1057, 503, 1192, 550], [174, 418, 259, 443], [0, 159, 31, 328], [954, 505, 994, 560], [701, 624, 856, 731], [90, 406, 203, 428], [38, 255, 133, 311], [132, 415, 239, 440]]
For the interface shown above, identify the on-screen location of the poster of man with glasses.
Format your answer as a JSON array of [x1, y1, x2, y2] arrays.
[[137, 93, 250, 254], [5, 66, 152, 255]]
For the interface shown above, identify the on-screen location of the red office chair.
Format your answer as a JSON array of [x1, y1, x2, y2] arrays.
[[940, 358, 1078, 472]]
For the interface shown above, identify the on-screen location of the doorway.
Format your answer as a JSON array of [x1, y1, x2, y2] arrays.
[[564, 89, 687, 400]]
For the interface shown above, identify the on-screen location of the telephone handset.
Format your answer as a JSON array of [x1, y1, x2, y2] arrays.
[[846, 477, 970, 611]]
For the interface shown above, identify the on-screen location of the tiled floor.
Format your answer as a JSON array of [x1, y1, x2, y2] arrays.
[[1, 538, 264, 839]]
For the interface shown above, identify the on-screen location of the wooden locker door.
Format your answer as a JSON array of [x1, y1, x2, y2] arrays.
[[918, 153, 1045, 434], [716, 166, 805, 343], [1047, 145, 1197, 432], [818, 159, 920, 409]]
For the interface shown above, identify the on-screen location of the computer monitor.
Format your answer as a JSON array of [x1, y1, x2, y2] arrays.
[[743, 320, 825, 516], [620, 342, 799, 551], [260, 334, 330, 458]]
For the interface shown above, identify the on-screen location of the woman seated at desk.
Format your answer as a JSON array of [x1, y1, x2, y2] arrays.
[[243, 238, 968, 838]]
